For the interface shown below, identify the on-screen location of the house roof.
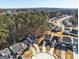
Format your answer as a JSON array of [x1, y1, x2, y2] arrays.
[[9, 43, 24, 54], [72, 37, 78, 44], [63, 37, 71, 43], [0, 48, 11, 56], [0, 56, 9, 59], [51, 26, 61, 32], [20, 41, 28, 50], [63, 20, 72, 27], [70, 29, 78, 35], [44, 34, 51, 41]]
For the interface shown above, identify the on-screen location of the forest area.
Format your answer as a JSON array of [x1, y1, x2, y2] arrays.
[[0, 12, 49, 49], [0, 9, 78, 50]]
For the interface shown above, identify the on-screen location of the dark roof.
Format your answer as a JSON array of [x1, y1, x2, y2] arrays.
[[24, 34, 36, 44], [73, 38, 78, 44], [72, 45, 78, 54], [61, 44, 67, 51], [28, 34, 35, 40], [48, 23, 54, 28], [63, 37, 71, 43], [44, 34, 51, 41], [70, 29, 78, 35], [61, 43, 66, 47], [51, 26, 61, 32]]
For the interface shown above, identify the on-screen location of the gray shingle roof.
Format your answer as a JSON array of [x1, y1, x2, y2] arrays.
[[0, 48, 11, 56], [0, 56, 9, 59], [9, 43, 24, 54], [64, 28, 71, 34], [20, 41, 28, 50]]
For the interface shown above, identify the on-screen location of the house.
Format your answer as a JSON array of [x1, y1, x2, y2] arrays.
[[25, 34, 36, 45], [51, 26, 61, 32], [70, 29, 78, 35], [48, 23, 55, 29], [0, 56, 9, 59], [0, 48, 12, 59], [20, 40, 28, 50], [44, 34, 51, 41], [61, 43, 67, 51], [64, 28, 72, 34], [63, 20, 72, 27], [72, 37, 78, 44], [9, 43, 24, 55], [42, 34, 51, 47], [0, 48, 11, 56], [63, 36, 71, 44]]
